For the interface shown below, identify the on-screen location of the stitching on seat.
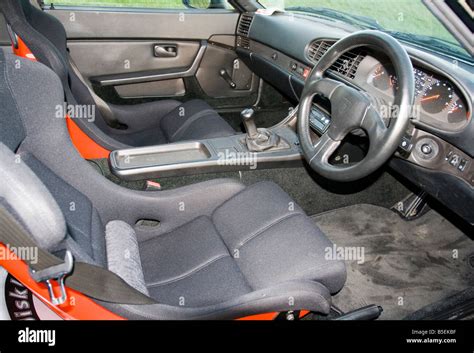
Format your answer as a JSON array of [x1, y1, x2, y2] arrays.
[[169, 109, 216, 141], [208, 218, 254, 292], [297, 261, 344, 279], [236, 212, 305, 251], [210, 181, 270, 219], [146, 254, 229, 288]]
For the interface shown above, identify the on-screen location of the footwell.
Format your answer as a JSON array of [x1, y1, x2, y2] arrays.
[[312, 204, 474, 320]]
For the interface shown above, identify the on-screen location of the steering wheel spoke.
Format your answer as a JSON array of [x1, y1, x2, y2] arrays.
[[308, 78, 344, 100], [309, 133, 341, 168], [361, 106, 388, 149]]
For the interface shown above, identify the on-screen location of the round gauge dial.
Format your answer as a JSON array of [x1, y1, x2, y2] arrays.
[[420, 81, 454, 114], [371, 64, 397, 91], [447, 99, 468, 124]]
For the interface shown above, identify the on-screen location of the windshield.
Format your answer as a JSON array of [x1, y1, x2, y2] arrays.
[[258, 0, 472, 61]]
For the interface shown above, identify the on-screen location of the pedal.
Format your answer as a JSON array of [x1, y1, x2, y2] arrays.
[[392, 191, 430, 221]]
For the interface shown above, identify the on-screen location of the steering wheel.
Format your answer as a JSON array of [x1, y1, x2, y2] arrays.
[[297, 30, 415, 182]]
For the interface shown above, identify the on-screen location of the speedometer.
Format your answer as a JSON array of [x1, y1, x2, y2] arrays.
[[420, 80, 453, 114]]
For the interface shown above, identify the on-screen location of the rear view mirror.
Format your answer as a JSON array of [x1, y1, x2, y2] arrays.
[[182, 0, 227, 9]]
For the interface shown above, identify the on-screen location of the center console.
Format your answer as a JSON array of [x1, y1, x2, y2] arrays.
[[109, 108, 302, 180]]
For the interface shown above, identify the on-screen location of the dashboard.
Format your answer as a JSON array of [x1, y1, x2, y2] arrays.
[[235, 11, 474, 224]]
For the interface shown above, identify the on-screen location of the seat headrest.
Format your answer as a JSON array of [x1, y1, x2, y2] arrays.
[[0, 143, 66, 250], [0, 0, 70, 85]]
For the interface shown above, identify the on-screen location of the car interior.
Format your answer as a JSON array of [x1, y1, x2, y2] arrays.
[[0, 0, 472, 321]]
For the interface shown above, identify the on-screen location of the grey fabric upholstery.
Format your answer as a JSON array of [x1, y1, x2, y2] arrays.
[[106, 280, 332, 320], [108, 99, 235, 147], [0, 143, 66, 251], [106, 220, 149, 295], [212, 182, 346, 293], [0, 48, 347, 318], [0, 49, 26, 151], [160, 100, 236, 143], [139, 182, 346, 307], [0, 0, 236, 149], [20, 153, 107, 267]]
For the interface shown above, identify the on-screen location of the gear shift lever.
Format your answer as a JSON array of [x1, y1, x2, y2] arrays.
[[241, 107, 285, 152], [241, 108, 259, 139]]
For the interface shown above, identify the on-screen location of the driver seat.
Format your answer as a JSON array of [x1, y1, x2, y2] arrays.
[[0, 49, 346, 319]]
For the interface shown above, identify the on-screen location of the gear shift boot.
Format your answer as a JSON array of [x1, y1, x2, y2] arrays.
[[246, 128, 281, 152], [240, 108, 289, 152]]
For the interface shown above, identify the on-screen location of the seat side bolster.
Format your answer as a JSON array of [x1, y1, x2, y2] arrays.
[[96, 280, 332, 320]]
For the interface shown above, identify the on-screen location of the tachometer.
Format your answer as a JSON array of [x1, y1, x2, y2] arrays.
[[420, 80, 453, 114]]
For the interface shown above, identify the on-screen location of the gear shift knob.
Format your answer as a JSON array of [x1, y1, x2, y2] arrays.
[[241, 108, 258, 139]]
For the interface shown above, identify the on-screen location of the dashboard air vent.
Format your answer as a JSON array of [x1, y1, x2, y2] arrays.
[[307, 40, 334, 62], [307, 39, 365, 80], [237, 13, 254, 37], [331, 50, 365, 79], [237, 36, 250, 49]]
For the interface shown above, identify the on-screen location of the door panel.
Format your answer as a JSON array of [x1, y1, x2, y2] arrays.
[[46, 8, 258, 107], [196, 44, 257, 98], [46, 9, 239, 40], [68, 40, 201, 79], [115, 78, 186, 98]]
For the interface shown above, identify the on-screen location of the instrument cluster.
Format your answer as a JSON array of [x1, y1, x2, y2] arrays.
[[368, 63, 470, 130]]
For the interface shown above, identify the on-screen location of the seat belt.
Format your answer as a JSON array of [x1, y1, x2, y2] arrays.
[[0, 206, 155, 305]]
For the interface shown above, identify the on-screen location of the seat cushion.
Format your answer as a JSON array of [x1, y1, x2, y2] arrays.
[[160, 99, 236, 143], [212, 182, 346, 293], [138, 181, 346, 308], [110, 99, 236, 147], [139, 216, 251, 307]]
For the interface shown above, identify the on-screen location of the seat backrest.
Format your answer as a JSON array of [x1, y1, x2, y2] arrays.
[[0, 0, 110, 131], [0, 142, 67, 251], [0, 48, 107, 265], [0, 0, 70, 93]]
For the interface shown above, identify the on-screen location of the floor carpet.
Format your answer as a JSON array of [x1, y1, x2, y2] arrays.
[[312, 204, 474, 320]]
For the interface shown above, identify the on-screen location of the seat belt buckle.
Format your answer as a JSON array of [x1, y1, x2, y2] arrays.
[[29, 251, 74, 305]]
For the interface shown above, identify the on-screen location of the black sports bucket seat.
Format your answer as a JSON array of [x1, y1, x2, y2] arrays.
[[0, 49, 346, 319], [0, 0, 236, 151]]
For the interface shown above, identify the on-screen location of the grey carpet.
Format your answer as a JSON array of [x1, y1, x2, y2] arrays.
[[239, 167, 411, 216], [312, 204, 474, 320]]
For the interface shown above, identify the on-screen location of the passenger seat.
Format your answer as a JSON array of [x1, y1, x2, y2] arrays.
[[0, 0, 236, 151]]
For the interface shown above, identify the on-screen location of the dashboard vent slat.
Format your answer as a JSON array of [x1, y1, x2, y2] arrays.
[[332, 51, 365, 79], [237, 36, 250, 49], [307, 39, 366, 80], [307, 40, 334, 62], [237, 14, 254, 37]]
